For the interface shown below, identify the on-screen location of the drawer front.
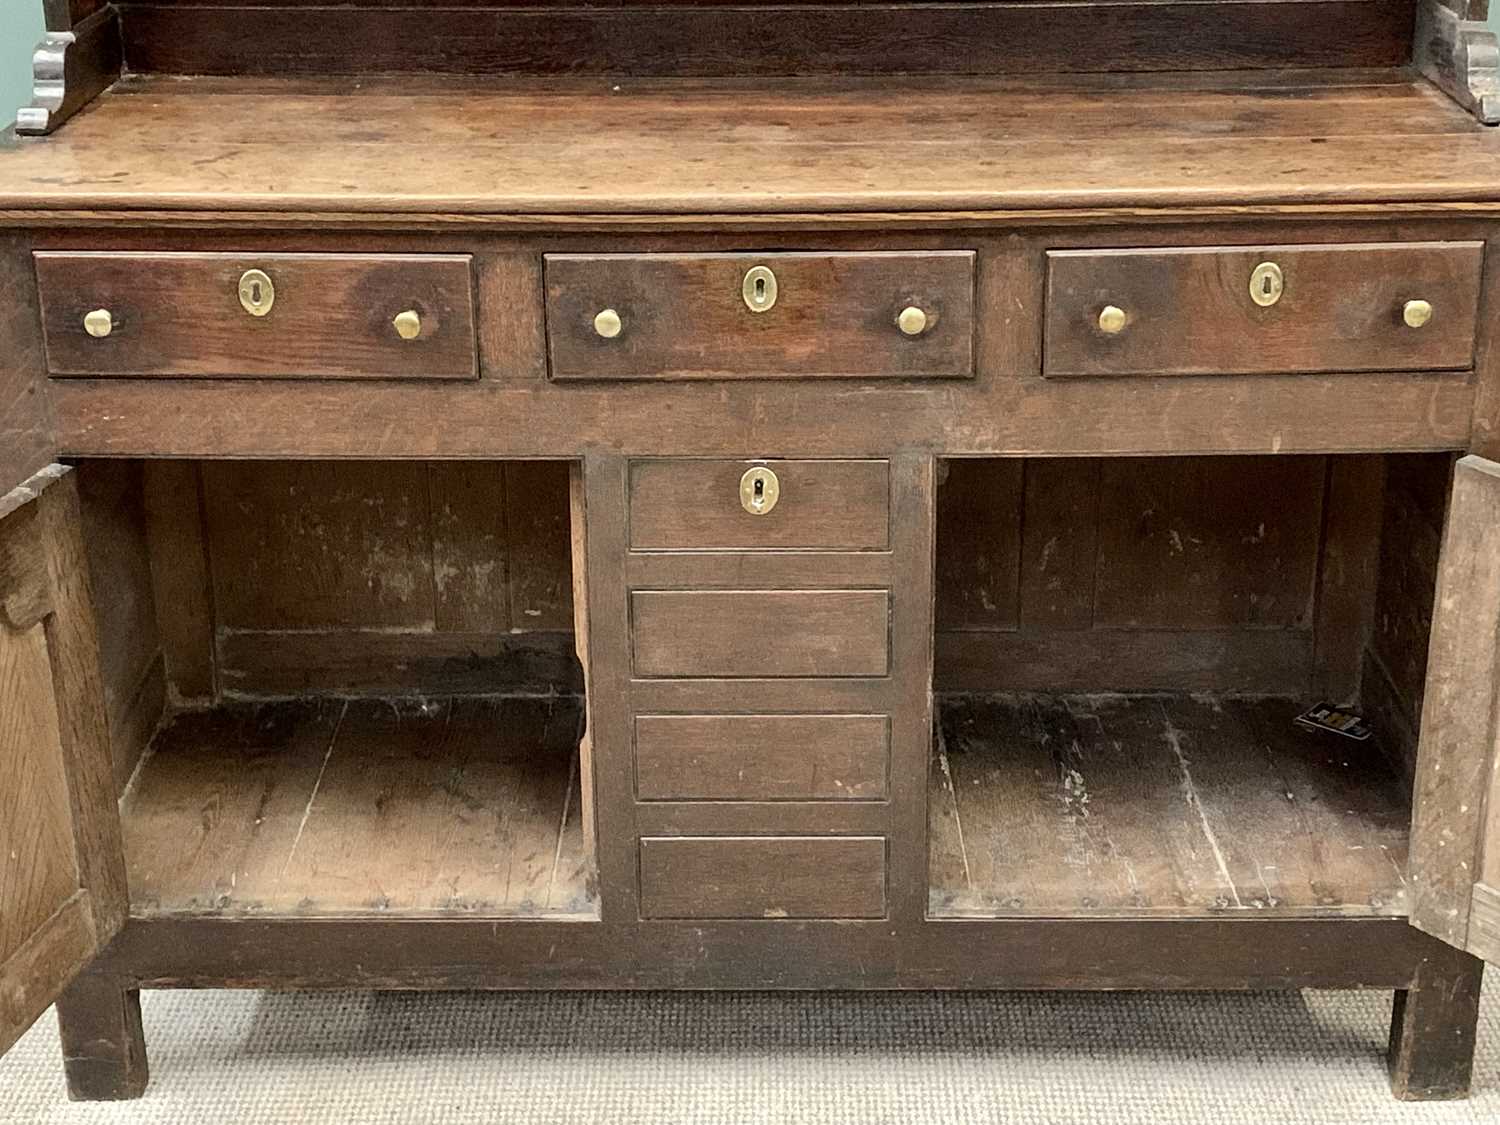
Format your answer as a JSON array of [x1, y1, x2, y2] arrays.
[[629, 459, 890, 551], [1043, 242, 1484, 378], [545, 251, 974, 380], [638, 836, 887, 919], [37, 252, 478, 379], [635, 713, 890, 801], [631, 589, 890, 678]]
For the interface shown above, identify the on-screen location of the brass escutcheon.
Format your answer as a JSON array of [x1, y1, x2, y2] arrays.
[[742, 265, 778, 313], [238, 269, 276, 317], [1249, 261, 1284, 308], [739, 466, 780, 516]]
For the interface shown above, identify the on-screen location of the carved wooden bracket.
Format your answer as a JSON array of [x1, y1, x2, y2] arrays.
[[15, 5, 122, 137], [1415, 0, 1500, 124]]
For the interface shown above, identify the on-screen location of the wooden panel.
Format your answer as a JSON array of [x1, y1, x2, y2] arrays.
[[1310, 455, 1385, 702], [429, 462, 510, 633], [635, 713, 889, 801], [935, 629, 1313, 695], [1094, 456, 1324, 630], [1045, 243, 1484, 378], [503, 461, 575, 629], [930, 695, 1410, 917], [201, 461, 436, 631], [629, 459, 889, 551], [934, 459, 1021, 630], [215, 629, 581, 696], [121, 697, 594, 917], [0, 470, 126, 1055], [142, 461, 216, 700], [1409, 456, 1500, 959], [638, 836, 886, 919], [1018, 459, 1100, 631], [0, 237, 52, 496], [631, 589, 889, 678], [36, 252, 478, 380], [75, 462, 164, 786], [546, 252, 973, 380], [117, 4, 1414, 78]]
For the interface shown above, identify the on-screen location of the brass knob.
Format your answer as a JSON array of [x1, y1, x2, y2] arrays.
[[594, 308, 623, 339], [82, 309, 113, 339], [897, 306, 929, 336], [739, 466, 780, 516], [1098, 305, 1127, 335], [392, 309, 422, 340], [1403, 299, 1434, 329]]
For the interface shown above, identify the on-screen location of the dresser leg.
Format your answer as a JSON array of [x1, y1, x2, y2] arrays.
[[54, 971, 149, 1101], [1388, 948, 1483, 1101]]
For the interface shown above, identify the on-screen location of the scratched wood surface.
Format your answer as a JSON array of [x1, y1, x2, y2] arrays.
[[120, 696, 593, 917], [2, 71, 1496, 216], [929, 694, 1411, 917]]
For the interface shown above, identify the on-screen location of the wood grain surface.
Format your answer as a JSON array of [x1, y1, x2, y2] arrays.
[[546, 252, 973, 379], [37, 252, 477, 380], [628, 459, 890, 551], [4, 72, 1497, 216], [1044, 242, 1485, 378]]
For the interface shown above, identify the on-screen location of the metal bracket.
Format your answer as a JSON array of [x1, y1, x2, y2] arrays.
[[15, 6, 122, 137], [1415, 0, 1500, 125]]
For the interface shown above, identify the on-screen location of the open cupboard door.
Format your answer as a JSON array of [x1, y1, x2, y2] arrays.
[[1410, 454, 1500, 963], [0, 467, 127, 1057]]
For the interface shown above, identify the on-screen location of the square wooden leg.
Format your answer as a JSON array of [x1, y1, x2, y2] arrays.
[[1388, 947, 1483, 1101], [54, 971, 148, 1101]]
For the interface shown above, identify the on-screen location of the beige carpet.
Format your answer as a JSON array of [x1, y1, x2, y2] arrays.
[[3, 983, 1499, 1123]]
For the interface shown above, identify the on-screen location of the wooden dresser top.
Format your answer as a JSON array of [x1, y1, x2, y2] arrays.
[[5, 69, 1500, 220]]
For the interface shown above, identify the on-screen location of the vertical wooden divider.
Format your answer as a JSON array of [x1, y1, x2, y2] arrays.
[[574, 453, 637, 923], [887, 452, 938, 924]]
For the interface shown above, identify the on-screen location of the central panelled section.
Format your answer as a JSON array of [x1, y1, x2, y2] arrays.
[[624, 458, 897, 921]]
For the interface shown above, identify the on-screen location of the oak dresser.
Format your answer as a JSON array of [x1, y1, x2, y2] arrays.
[[4, 0, 1500, 1103]]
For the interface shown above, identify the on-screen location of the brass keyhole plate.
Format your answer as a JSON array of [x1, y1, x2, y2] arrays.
[[238, 269, 276, 317], [1249, 261, 1284, 308], [739, 466, 781, 515], [742, 266, 778, 313]]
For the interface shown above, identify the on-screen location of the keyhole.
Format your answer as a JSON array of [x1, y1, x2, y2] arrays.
[[753, 277, 766, 305], [250, 280, 263, 305], [1260, 275, 1273, 297], [752, 477, 766, 508]]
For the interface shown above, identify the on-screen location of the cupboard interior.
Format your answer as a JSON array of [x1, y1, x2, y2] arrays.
[[77, 459, 596, 920], [929, 453, 1451, 920]]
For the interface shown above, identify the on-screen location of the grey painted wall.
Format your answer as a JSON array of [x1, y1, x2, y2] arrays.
[[3, 5, 1500, 125]]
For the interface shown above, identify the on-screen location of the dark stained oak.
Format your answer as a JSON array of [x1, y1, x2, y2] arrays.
[[5, 73, 1500, 218], [638, 835, 887, 919], [1044, 242, 1485, 378], [36, 252, 478, 380], [546, 252, 974, 380], [634, 713, 890, 801], [628, 459, 890, 551], [631, 589, 890, 678], [114, 2, 1414, 80]]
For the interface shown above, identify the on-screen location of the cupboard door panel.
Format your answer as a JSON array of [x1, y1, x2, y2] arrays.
[[1409, 455, 1500, 964], [0, 467, 126, 1057]]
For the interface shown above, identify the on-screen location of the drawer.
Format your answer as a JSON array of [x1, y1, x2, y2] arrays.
[[629, 459, 889, 551], [638, 836, 887, 919], [631, 589, 889, 678], [1043, 242, 1484, 378], [545, 251, 974, 380], [635, 714, 890, 801], [36, 252, 478, 379]]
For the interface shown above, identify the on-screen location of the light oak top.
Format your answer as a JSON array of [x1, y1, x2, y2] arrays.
[[2, 71, 1499, 217]]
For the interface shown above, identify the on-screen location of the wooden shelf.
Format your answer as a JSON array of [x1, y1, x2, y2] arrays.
[[121, 696, 595, 919], [4, 70, 1499, 217], [929, 694, 1411, 919]]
